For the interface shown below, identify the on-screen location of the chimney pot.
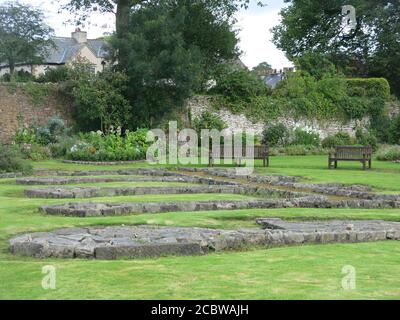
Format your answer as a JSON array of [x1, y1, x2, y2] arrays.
[[72, 29, 87, 43]]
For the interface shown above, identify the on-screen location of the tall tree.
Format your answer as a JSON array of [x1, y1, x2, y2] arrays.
[[109, 1, 204, 127], [63, 0, 252, 38], [272, 0, 400, 95], [0, 2, 54, 78], [70, 0, 243, 127]]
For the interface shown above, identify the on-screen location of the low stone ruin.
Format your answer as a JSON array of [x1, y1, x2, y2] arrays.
[[39, 196, 400, 217], [177, 167, 400, 201], [39, 199, 320, 217], [10, 219, 400, 260], [16, 175, 198, 185], [0, 172, 23, 179], [25, 185, 302, 199]]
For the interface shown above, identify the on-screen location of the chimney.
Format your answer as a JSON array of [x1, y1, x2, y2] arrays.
[[72, 28, 87, 43]]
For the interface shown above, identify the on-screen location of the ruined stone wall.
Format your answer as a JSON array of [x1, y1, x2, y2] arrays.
[[0, 83, 72, 143], [187, 95, 378, 139]]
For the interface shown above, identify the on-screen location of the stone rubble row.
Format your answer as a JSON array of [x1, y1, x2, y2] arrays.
[[0, 172, 23, 179], [177, 167, 400, 201], [24, 184, 305, 199], [39, 197, 400, 217], [9, 221, 400, 260]]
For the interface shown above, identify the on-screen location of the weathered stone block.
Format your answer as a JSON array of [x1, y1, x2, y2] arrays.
[[95, 243, 203, 260]]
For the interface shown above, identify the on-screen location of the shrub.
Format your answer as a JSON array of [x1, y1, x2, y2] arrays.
[[193, 111, 227, 132], [346, 78, 391, 101], [1, 70, 35, 83], [370, 112, 391, 143], [340, 96, 370, 120], [262, 123, 289, 147], [377, 145, 400, 161], [355, 128, 378, 151], [321, 132, 353, 148], [291, 128, 320, 146], [212, 68, 269, 104], [389, 113, 400, 145], [66, 128, 150, 162], [49, 137, 76, 158], [14, 115, 69, 147], [126, 129, 150, 150], [36, 67, 70, 83], [19, 143, 51, 161], [0, 144, 32, 174], [64, 61, 131, 132], [270, 145, 328, 156], [14, 127, 37, 145]]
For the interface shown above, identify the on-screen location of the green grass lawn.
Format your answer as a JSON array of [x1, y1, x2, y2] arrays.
[[255, 155, 400, 192], [1, 156, 400, 299]]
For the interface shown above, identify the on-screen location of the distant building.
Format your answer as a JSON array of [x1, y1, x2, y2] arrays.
[[0, 28, 109, 77], [261, 67, 294, 89]]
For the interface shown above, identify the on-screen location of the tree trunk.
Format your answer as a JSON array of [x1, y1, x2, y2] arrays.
[[9, 60, 15, 82], [116, 0, 132, 38]]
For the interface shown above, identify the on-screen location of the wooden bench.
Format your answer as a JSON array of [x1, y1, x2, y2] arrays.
[[209, 145, 269, 167], [329, 146, 373, 170]]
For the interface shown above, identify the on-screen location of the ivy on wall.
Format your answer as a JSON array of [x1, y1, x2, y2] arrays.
[[22, 82, 55, 107], [211, 69, 392, 124]]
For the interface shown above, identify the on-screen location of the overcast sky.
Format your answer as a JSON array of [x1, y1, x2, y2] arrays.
[[1, 0, 292, 69]]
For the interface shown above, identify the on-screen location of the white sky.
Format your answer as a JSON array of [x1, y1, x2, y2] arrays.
[[1, 0, 292, 69]]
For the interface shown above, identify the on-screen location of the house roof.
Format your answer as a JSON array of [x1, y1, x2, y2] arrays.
[[46, 36, 109, 64], [264, 73, 285, 89], [0, 36, 109, 68]]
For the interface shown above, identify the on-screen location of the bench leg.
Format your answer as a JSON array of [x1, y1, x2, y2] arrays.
[[369, 159, 372, 169], [334, 161, 338, 169], [362, 160, 366, 170]]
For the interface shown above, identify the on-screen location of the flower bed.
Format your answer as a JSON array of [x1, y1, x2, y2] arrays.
[[66, 127, 149, 162]]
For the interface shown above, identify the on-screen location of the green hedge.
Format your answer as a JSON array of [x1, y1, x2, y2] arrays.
[[346, 78, 391, 100]]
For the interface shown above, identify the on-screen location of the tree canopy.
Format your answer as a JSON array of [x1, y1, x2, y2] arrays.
[[63, 0, 253, 38], [0, 2, 54, 77], [102, 0, 243, 128], [272, 0, 400, 95]]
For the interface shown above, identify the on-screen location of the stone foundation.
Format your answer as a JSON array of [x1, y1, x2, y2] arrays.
[[38, 196, 400, 217], [178, 167, 400, 201], [16, 176, 194, 185], [0, 172, 23, 179], [24, 185, 304, 199], [10, 220, 400, 259], [62, 160, 146, 165]]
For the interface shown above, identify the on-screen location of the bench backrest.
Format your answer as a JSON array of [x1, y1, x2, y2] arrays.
[[210, 145, 268, 159], [335, 146, 373, 159]]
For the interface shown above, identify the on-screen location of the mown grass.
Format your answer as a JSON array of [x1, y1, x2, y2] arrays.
[[254, 155, 400, 192], [1, 242, 399, 300], [0, 157, 399, 299]]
